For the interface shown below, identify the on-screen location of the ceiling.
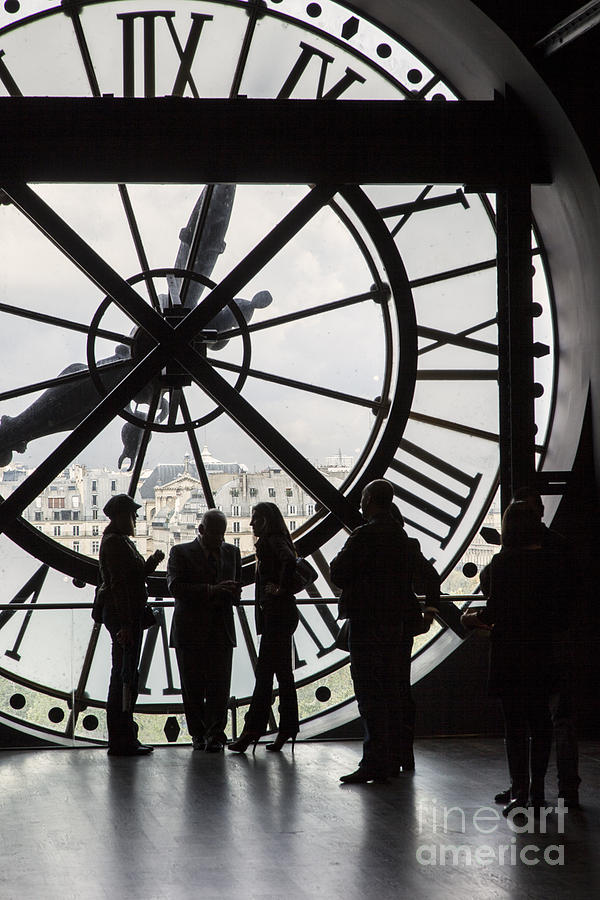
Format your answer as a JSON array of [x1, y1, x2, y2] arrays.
[[471, 2, 600, 182]]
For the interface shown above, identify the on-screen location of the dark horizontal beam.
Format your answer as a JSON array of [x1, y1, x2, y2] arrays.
[[0, 96, 551, 185]]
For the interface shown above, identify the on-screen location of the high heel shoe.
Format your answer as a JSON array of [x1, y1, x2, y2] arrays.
[[265, 731, 298, 753], [227, 731, 260, 753]]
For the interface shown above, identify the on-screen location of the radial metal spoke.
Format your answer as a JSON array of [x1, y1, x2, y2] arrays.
[[207, 357, 388, 411], [212, 288, 381, 341], [417, 369, 498, 381], [179, 392, 215, 508], [408, 410, 499, 443], [176, 350, 362, 530], [167, 388, 182, 427], [411, 257, 497, 289], [118, 184, 162, 311], [3, 183, 174, 347], [0, 358, 131, 404], [0, 301, 134, 345]]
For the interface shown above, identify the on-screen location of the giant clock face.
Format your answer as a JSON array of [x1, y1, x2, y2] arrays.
[[0, 0, 557, 744]]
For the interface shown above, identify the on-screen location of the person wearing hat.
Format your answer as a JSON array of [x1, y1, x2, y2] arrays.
[[96, 493, 164, 756]]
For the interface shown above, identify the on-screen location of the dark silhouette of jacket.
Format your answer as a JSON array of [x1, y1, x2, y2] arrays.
[[478, 547, 568, 696], [331, 514, 440, 640], [254, 533, 298, 636], [97, 526, 150, 630], [167, 537, 241, 647]]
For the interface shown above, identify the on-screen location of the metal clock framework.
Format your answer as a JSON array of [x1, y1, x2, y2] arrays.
[[0, 0, 566, 745]]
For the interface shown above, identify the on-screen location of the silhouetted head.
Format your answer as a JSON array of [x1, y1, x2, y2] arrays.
[[103, 493, 141, 536], [511, 487, 544, 520], [501, 501, 543, 549], [199, 509, 227, 551], [361, 479, 394, 520], [390, 503, 405, 528], [250, 502, 291, 539]]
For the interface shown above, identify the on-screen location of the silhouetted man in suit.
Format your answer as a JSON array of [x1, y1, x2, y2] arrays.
[[331, 479, 440, 783], [167, 509, 241, 752]]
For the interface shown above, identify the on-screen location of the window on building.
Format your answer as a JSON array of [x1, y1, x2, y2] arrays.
[[288, 505, 297, 515], [73, 525, 79, 536], [306, 504, 314, 516], [53, 511, 60, 521], [53, 525, 61, 536], [48, 497, 65, 509], [35, 497, 42, 508], [230, 488, 239, 497], [72, 541, 79, 552], [289, 521, 296, 531], [92, 525, 99, 536], [111, 480, 116, 491], [60, 510, 71, 520], [92, 509, 98, 520], [233, 538, 240, 548], [286, 488, 293, 497], [232, 505, 240, 516], [92, 494, 98, 507], [91, 541, 99, 554], [34, 511, 42, 521], [72, 496, 79, 509], [233, 521, 240, 533], [268, 488, 275, 498], [249, 487, 257, 496], [91, 480, 97, 491], [73, 511, 79, 520]]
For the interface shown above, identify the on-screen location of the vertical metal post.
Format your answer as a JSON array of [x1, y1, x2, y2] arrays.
[[496, 181, 536, 514]]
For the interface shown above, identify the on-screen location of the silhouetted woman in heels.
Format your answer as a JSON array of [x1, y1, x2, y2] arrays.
[[229, 502, 299, 753]]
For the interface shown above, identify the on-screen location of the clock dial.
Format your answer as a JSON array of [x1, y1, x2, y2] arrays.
[[0, 0, 556, 744]]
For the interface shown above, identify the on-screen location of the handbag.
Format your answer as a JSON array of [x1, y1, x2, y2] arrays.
[[291, 557, 318, 593]]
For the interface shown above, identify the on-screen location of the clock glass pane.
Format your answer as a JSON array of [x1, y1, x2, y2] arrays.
[[0, 0, 558, 743]]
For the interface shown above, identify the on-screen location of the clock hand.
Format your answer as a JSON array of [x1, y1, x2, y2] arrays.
[[0, 351, 133, 468], [175, 183, 236, 308], [173, 183, 273, 338]]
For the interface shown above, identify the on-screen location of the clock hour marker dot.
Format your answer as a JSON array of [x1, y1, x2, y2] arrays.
[[82, 715, 99, 731], [462, 562, 478, 578], [407, 68, 423, 84], [306, 3, 321, 18], [48, 707, 65, 724], [534, 382, 544, 398], [9, 693, 25, 710], [377, 44, 392, 59], [315, 686, 331, 702], [532, 302, 543, 318], [431, 93, 447, 102], [4, 1, 20, 14]]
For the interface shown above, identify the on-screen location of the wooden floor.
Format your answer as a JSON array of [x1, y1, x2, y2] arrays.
[[1, 738, 599, 900]]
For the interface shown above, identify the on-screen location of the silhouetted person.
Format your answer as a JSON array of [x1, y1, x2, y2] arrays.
[[331, 480, 440, 783], [481, 487, 580, 807], [463, 501, 568, 815], [229, 502, 299, 753], [167, 509, 241, 752], [94, 494, 164, 756]]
